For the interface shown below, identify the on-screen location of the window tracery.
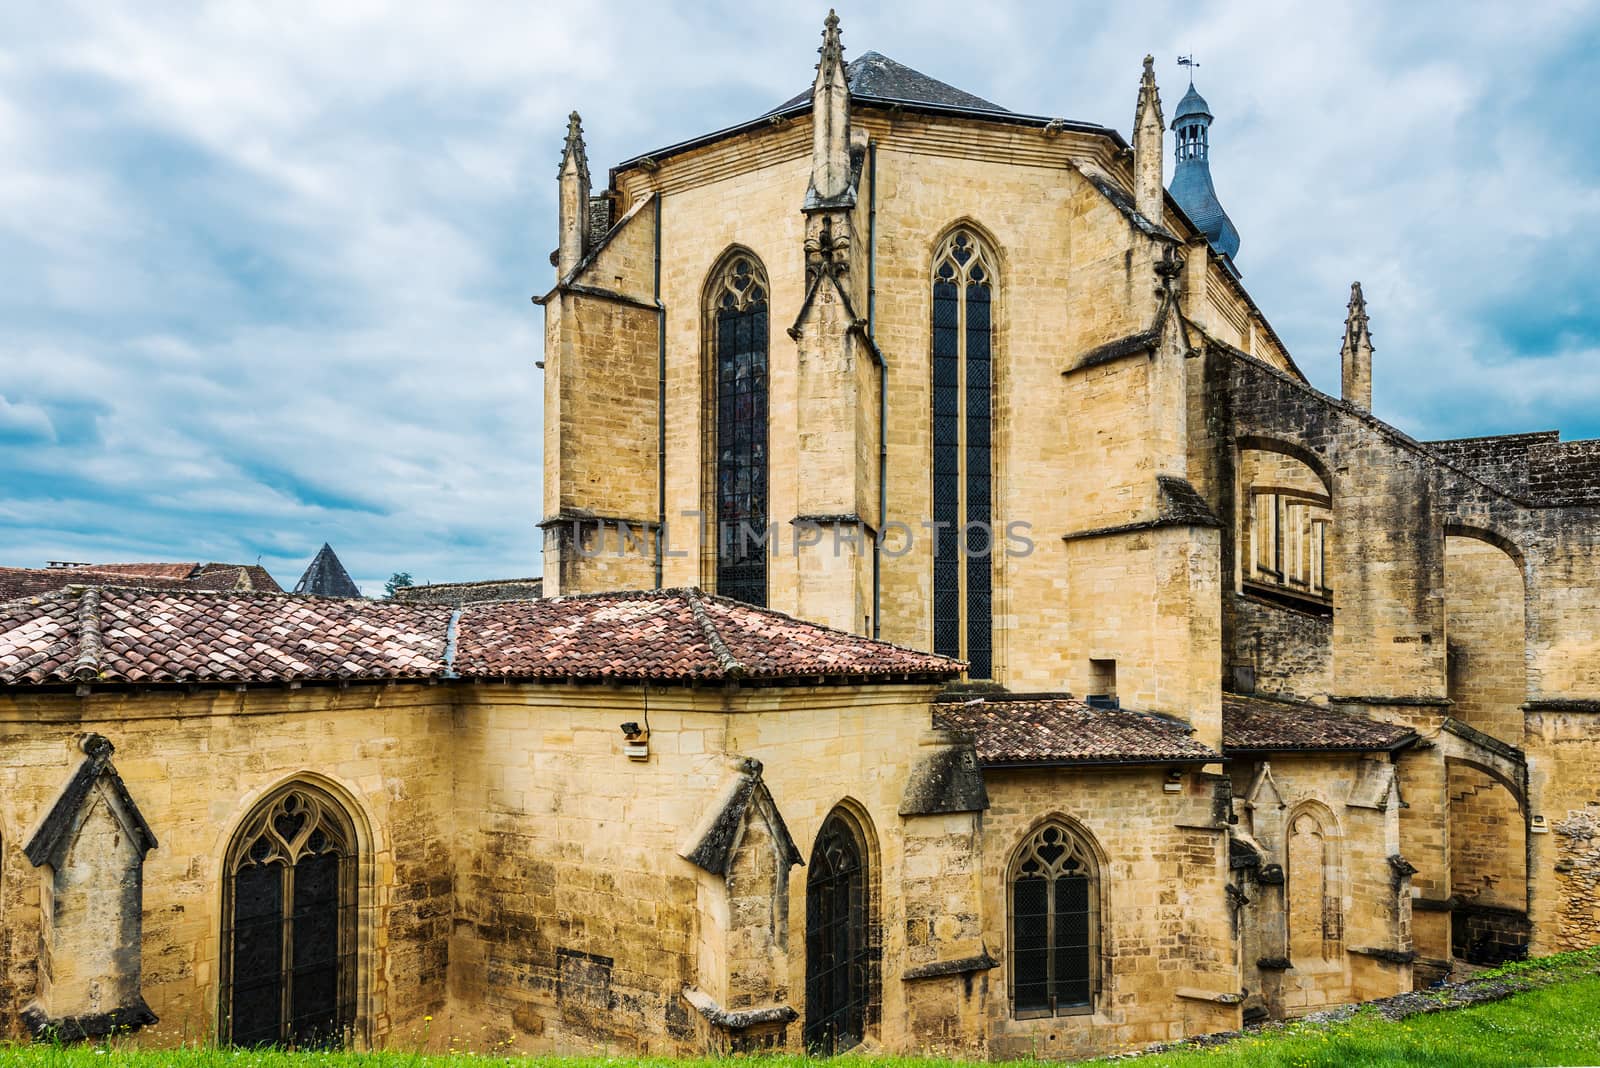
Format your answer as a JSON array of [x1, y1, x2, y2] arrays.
[[222, 785, 357, 1048], [1009, 821, 1099, 1017]]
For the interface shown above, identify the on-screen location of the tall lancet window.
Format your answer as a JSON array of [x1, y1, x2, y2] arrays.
[[709, 252, 770, 606], [931, 228, 996, 678]]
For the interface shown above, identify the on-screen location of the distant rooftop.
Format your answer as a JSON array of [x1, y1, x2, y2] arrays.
[[293, 543, 362, 598], [0, 560, 281, 603], [394, 577, 544, 606]]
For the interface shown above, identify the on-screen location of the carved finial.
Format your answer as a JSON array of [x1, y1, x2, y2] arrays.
[[1136, 55, 1163, 128], [1343, 281, 1373, 352], [1133, 55, 1166, 225], [81, 733, 114, 761], [808, 8, 852, 204], [559, 110, 589, 185], [556, 110, 592, 276], [1341, 281, 1374, 409], [820, 9, 842, 64], [1346, 281, 1369, 326]]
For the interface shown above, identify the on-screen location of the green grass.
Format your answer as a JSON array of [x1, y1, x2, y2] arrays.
[[1104, 975, 1600, 1066], [6, 950, 1600, 1068]]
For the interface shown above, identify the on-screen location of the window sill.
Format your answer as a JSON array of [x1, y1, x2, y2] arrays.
[[1011, 1002, 1095, 1020]]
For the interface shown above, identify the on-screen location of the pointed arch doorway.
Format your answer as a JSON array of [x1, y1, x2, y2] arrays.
[[804, 806, 872, 1054]]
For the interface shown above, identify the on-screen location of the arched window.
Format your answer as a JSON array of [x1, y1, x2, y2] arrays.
[[931, 228, 996, 678], [708, 252, 771, 606], [221, 784, 358, 1048], [1009, 821, 1100, 1017], [805, 807, 872, 1054]]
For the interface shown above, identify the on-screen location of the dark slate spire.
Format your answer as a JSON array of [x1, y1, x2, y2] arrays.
[[1168, 73, 1240, 267], [293, 543, 362, 598]]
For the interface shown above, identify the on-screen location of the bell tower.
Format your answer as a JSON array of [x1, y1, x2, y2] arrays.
[[1168, 64, 1242, 270]]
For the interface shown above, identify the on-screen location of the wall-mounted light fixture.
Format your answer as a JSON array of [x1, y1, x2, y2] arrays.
[[1164, 769, 1184, 794], [1531, 814, 1549, 835], [621, 721, 650, 761]]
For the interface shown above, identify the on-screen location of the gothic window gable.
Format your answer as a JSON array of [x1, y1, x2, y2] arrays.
[[22, 734, 158, 1040], [705, 250, 772, 607], [678, 756, 802, 879], [221, 783, 358, 1049], [1007, 819, 1102, 1018], [930, 226, 997, 679]]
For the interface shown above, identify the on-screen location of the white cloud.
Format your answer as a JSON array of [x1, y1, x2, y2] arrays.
[[0, 0, 1597, 589]]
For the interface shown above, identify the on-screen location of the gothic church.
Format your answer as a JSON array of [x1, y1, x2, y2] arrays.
[[3, 13, 1600, 1060]]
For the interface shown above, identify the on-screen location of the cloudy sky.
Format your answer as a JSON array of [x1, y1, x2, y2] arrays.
[[2, 2, 1597, 593]]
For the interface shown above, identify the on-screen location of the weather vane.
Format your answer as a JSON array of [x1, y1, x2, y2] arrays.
[[1178, 54, 1199, 84]]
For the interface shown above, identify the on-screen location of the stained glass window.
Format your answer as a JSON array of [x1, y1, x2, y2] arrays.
[[931, 229, 996, 678], [1010, 822, 1099, 1017], [222, 785, 357, 1048], [710, 254, 770, 606]]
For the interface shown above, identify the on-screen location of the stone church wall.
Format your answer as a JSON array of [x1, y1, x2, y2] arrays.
[[1524, 706, 1600, 955], [1232, 596, 1332, 701], [980, 767, 1238, 1060], [1228, 754, 1411, 1020], [0, 686, 457, 1045], [443, 682, 950, 1055], [1444, 536, 1526, 745]]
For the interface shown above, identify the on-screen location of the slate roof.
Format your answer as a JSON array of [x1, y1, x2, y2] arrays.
[[293, 543, 362, 598], [0, 561, 281, 602], [933, 695, 1219, 766], [1222, 693, 1418, 753], [0, 587, 959, 689], [1173, 83, 1212, 123], [770, 51, 1007, 115]]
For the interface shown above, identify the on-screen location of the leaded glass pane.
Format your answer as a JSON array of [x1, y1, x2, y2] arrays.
[[1012, 876, 1050, 1012], [930, 232, 995, 675], [229, 863, 284, 1047], [713, 257, 770, 607], [1053, 875, 1092, 1006]]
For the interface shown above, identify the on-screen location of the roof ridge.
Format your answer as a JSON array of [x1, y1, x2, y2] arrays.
[[686, 589, 745, 678], [71, 588, 103, 681]]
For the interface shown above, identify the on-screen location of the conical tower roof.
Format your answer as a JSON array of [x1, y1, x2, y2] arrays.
[[1173, 83, 1212, 123], [293, 543, 362, 598]]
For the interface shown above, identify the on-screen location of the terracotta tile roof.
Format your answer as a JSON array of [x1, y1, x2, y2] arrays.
[[0, 587, 958, 689], [1222, 693, 1417, 753], [71, 562, 200, 580], [1, 561, 283, 602], [454, 589, 959, 682], [933, 695, 1219, 766], [0, 567, 195, 602]]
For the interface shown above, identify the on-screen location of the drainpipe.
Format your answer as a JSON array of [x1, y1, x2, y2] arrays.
[[655, 194, 666, 589], [869, 143, 885, 640]]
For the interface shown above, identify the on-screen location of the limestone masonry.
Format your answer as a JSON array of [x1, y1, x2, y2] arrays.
[[2, 12, 1599, 1059]]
